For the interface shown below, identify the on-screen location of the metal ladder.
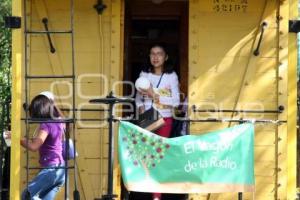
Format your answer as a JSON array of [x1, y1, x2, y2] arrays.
[[23, 0, 77, 199]]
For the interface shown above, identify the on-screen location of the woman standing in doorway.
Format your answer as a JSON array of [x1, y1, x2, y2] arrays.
[[135, 43, 180, 200]]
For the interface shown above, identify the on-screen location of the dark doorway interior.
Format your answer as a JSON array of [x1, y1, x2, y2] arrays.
[[123, 0, 188, 100]]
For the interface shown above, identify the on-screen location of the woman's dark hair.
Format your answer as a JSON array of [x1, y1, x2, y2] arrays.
[[29, 95, 61, 119], [144, 43, 174, 74]]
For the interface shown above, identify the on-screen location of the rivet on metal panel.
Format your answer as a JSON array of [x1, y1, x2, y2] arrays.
[[278, 76, 283, 80], [279, 31, 284, 35], [244, 82, 249, 86], [278, 137, 282, 141], [279, 46, 283, 50], [277, 183, 281, 187], [277, 168, 282, 172], [278, 105, 284, 112], [191, 105, 196, 111], [278, 92, 283, 95], [192, 61, 197, 64], [94, 0, 107, 15]]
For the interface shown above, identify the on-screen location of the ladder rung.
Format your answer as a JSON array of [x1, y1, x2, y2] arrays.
[[22, 118, 74, 124], [75, 118, 133, 122], [28, 166, 75, 170], [77, 118, 106, 122], [26, 30, 72, 34], [61, 108, 108, 112], [21, 118, 114, 122], [26, 75, 74, 79]]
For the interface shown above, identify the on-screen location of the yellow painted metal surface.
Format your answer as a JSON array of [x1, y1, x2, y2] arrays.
[[10, 0, 24, 199], [287, 0, 298, 198], [278, 0, 288, 198], [10, 0, 297, 199], [11, 0, 124, 199], [188, 0, 296, 199]]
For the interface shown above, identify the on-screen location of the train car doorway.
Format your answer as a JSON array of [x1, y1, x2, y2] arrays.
[[123, 0, 188, 101], [122, 1, 188, 200]]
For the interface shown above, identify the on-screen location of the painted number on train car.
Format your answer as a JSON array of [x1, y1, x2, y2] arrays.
[[213, 0, 248, 12]]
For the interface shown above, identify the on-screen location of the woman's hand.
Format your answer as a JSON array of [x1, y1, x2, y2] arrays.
[[3, 130, 11, 139], [152, 93, 160, 104], [138, 87, 153, 97], [138, 86, 160, 103], [138, 105, 145, 114], [3, 131, 11, 146]]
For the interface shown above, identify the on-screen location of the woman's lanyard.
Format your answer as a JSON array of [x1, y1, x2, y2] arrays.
[[156, 73, 164, 88]]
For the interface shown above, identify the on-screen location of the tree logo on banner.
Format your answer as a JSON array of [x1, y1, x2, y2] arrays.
[[122, 128, 171, 175]]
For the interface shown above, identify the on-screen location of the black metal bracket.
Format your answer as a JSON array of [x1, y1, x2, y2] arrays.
[[238, 192, 243, 200], [253, 22, 268, 56], [289, 20, 300, 33], [94, 0, 107, 15], [4, 16, 21, 29], [192, 105, 284, 114], [90, 92, 133, 200], [42, 18, 56, 53]]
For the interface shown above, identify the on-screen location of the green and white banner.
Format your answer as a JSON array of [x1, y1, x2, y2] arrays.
[[118, 121, 254, 194]]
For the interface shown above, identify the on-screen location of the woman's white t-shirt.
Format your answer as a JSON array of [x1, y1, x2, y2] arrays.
[[135, 71, 180, 117]]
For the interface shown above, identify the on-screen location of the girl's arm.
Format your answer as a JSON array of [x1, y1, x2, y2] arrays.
[[20, 129, 48, 152]]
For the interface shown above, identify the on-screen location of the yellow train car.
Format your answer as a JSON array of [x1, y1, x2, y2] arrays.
[[9, 0, 297, 199]]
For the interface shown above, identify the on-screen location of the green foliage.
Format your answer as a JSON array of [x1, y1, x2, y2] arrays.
[[0, 0, 11, 103], [0, 0, 11, 130]]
